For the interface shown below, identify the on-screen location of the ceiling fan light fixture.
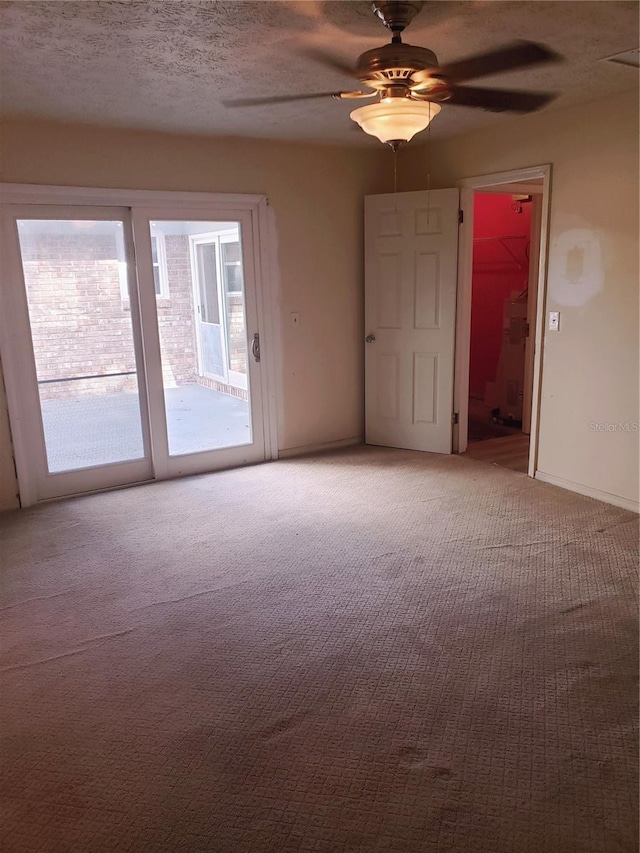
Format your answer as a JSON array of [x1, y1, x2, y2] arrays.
[[350, 98, 441, 147]]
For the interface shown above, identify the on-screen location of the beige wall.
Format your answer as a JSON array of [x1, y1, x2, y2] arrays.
[[0, 119, 388, 509], [1, 89, 638, 511], [400, 88, 640, 507]]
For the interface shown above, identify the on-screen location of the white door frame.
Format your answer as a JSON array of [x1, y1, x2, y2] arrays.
[[454, 165, 551, 478], [218, 230, 249, 391], [0, 184, 281, 505]]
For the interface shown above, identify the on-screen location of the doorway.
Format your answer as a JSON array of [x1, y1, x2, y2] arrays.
[[0, 188, 276, 506], [465, 190, 539, 472], [454, 167, 549, 477]]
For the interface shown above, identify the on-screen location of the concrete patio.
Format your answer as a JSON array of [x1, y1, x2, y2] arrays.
[[40, 383, 251, 472]]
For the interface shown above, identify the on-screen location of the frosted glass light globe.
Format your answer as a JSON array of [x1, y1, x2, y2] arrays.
[[350, 98, 441, 145]]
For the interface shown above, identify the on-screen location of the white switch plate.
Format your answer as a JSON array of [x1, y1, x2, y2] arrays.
[[548, 311, 560, 332]]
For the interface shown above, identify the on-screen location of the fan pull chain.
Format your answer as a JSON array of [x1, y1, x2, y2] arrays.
[[426, 117, 432, 227], [393, 147, 398, 213]]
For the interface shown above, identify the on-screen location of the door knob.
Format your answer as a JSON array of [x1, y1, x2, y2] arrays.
[[365, 334, 376, 343]]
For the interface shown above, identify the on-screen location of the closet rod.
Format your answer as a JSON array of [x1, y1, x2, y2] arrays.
[[473, 235, 529, 269], [473, 235, 527, 242]]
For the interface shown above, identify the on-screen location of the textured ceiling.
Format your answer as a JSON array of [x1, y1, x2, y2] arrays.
[[0, 1, 638, 146]]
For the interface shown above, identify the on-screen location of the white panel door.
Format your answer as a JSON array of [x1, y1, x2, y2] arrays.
[[364, 189, 460, 453]]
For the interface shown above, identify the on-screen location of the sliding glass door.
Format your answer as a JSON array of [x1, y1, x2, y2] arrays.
[[3, 206, 153, 501], [131, 209, 265, 479], [1, 199, 267, 503]]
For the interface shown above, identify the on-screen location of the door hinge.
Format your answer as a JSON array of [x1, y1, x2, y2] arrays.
[[452, 412, 459, 425], [458, 209, 464, 225]]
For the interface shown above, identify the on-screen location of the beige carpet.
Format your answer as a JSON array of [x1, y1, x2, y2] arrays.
[[0, 447, 638, 852]]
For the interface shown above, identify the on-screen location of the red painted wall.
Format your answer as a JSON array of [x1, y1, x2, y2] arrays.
[[469, 193, 531, 400]]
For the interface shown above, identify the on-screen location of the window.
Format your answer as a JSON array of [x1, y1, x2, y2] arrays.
[[151, 233, 169, 298], [195, 242, 220, 324], [221, 240, 243, 293], [119, 232, 169, 299]]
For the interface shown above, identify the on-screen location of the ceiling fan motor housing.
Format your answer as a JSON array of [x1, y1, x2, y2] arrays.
[[356, 42, 442, 94]]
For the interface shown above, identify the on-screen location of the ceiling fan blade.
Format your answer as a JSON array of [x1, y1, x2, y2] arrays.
[[447, 86, 557, 113], [299, 47, 357, 78], [223, 92, 346, 108], [438, 41, 561, 84]]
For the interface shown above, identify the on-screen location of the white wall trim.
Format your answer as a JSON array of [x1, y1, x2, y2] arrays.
[[0, 183, 265, 209], [458, 166, 551, 189], [473, 182, 544, 196], [454, 164, 551, 483], [453, 186, 474, 454], [278, 436, 361, 459], [256, 198, 281, 462], [0, 209, 52, 507], [0, 186, 281, 504], [536, 471, 640, 514]]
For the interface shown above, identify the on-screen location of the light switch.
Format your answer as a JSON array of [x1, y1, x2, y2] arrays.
[[548, 311, 560, 332]]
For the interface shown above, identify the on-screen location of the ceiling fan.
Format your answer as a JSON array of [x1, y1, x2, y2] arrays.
[[224, 0, 562, 148]]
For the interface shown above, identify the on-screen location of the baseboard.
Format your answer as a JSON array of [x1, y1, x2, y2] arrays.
[[535, 470, 640, 513], [278, 436, 362, 459]]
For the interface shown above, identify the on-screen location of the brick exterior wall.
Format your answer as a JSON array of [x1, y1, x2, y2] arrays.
[[197, 375, 248, 402], [20, 232, 247, 402], [159, 235, 198, 387], [227, 293, 247, 375], [21, 234, 139, 400]]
